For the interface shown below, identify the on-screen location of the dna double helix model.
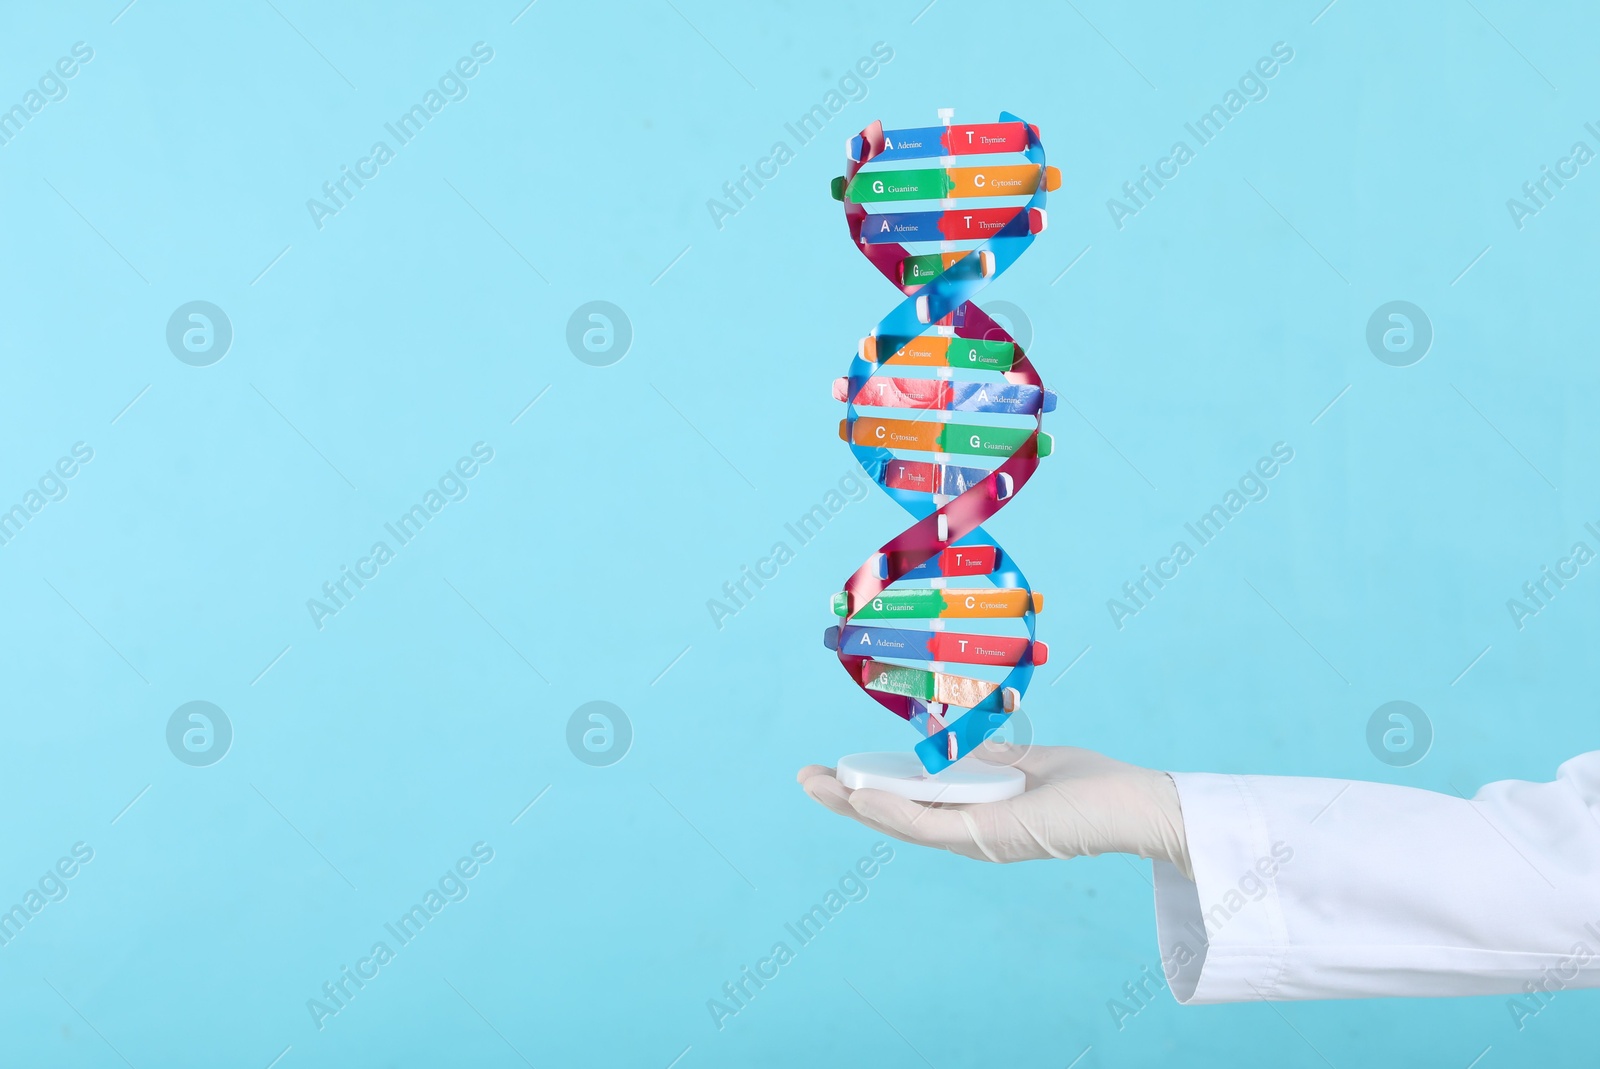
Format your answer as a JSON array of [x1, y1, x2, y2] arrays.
[[825, 109, 1058, 781]]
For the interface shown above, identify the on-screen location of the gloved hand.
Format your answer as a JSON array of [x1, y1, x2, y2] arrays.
[[798, 742, 1194, 879]]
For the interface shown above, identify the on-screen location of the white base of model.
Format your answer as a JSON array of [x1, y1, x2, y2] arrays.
[[835, 750, 1025, 803]]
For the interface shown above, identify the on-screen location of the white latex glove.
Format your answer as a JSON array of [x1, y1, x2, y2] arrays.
[[799, 742, 1194, 879]]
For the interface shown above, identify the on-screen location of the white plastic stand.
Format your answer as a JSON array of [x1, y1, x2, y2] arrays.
[[836, 751, 1025, 803]]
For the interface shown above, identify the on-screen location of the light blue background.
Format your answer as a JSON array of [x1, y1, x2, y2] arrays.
[[1, 1, 1594, 1065]]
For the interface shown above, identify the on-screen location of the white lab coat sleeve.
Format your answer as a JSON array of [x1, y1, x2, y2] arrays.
[[1151, 752, 1600, 1003]]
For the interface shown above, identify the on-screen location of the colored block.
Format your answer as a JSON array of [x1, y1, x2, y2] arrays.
[[848, 376, 948, 410], [928, 632, 1032, 666], [936, 207, 1027, 241], [938, 545, 997, 575], [939, 423, 1037, 458], [945, 338, 1015, 369], [859, 211, 945, 243], [865, 334, 946, 365], [943, 122, 1032, 155], [940, 588, 1039, 618], [838, 588, 949, 619], [947, 381, 1043, 414], [938, 463, 989, 496], [845, 168, 953, 203], [947, 164, 1045, 198], [849, 416, 942, 452], [862, 659, 937, 701], [857, 125, 946, 162], [882, 459, 938, 493], [836, 625, 934, 659], [933, 671, 1000, 709], [900, 255, 945, 285]]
